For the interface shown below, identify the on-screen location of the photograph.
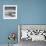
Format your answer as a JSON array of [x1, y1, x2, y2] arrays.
[[18, 25, 46, 46], [3, 5, 17, 19]]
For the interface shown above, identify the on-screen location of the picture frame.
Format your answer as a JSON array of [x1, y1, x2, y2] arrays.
[[3, 5, 17, 19]]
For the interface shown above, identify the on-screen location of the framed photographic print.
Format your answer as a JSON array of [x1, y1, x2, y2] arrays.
[[3, 5, 17, 19], [18, 24, 46, 42]]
